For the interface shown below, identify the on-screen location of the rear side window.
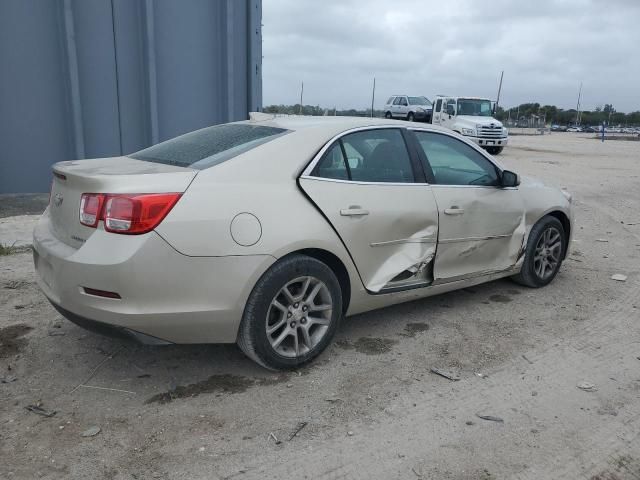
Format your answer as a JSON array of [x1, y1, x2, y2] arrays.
[[130, 124, 289, 169], [313, 143, 349, 180], [311, 129, 415, 183]]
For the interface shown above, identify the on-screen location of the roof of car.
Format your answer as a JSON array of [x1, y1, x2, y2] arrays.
[[243, 114, 450, 137]]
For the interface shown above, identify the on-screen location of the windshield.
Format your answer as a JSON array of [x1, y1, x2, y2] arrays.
[[408, 96, 431, 106], [456, 99, 493, 117], [130, 124, 289, 169]]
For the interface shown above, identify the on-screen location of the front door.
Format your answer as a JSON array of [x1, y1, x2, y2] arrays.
[[300, 128, 439, 292], [412, 130, 526, 282], [432, 98, 443, 125]]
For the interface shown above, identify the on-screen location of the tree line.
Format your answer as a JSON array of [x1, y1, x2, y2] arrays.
[[263, 103, 640, 126], [495, 103, 640, 126]]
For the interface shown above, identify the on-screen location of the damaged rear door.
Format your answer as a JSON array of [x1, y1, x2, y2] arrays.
[[299, 127, 439, 293], [412, 130, 526, 282]]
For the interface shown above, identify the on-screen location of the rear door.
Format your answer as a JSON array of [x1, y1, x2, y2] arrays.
[[411, 130, 526, 282], [299, 128, 439, 293]]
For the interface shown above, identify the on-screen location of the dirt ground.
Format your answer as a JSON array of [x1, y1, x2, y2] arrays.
[[1, 133, 639, 479]]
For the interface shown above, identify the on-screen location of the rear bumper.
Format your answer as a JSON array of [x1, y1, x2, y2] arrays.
[[33, 213, 275, 344]]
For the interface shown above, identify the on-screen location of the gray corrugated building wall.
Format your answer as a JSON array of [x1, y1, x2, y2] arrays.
[[0, 0, 262, 193]]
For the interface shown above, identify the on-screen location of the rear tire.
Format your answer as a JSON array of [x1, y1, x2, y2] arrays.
[[486, 146, 504, 155], [407, 112, 415, 122], [511, 216, 566, 288], [385, 111, 392, 119], [237, 254, 342, 370]]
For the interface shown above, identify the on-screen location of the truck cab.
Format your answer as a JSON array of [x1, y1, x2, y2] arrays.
[[431, 96, 508, 154]]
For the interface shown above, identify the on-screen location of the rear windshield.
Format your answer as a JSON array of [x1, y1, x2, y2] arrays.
[[129, 124, 289, 169]]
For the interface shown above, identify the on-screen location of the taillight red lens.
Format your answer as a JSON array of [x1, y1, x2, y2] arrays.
[[79, 193, 105, 227], [79, 193, 181, 234], [103, 193, 181, 234]]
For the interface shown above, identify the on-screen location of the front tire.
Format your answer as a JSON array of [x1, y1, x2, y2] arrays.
[[237, 254, 342, 370], [486, 146, 504, 155], [407, 112, 415, 122], [384, 111, 392, 119], [512, 216, 566, 288]]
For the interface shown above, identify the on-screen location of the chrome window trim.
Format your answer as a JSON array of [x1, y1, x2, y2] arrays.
[[300, 125, 431, 186], [299, 175, 429, 187]]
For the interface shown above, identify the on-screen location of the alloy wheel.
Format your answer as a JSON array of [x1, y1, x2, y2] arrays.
[[533, 227, 562, 280], [266, 276, 333, 358]]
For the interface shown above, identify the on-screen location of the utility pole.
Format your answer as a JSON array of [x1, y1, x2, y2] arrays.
[[370, 77, 376, 118], [495, 70, 504, 113], [575, 82, 582, 126], [299, 81, 304, 115]]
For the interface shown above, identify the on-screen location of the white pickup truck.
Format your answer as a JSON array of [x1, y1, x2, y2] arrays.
[[431, 95, 508, 155]]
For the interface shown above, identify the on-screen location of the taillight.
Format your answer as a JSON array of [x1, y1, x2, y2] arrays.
[[79, 193, 105, 227], [79, 193, 181, 235]]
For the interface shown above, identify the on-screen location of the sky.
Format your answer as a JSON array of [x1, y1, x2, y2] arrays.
[[262, 0, 640, 112]]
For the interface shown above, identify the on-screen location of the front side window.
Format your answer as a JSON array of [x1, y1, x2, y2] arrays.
[[445, 99, 456, 115], [130, 124, 288, 169], [399, 97, 408, 106], [311, 129, 415, 183], [435, 99, 442, 112], [414, 131, 499, 186], [393, 97, 402, 105]]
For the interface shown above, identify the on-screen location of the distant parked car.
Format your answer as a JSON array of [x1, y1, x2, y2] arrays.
[[384, 95, 432, 122], [566, 127, 582, 132]]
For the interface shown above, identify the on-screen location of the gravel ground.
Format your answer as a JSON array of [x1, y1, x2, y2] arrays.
[[1, 132, 639, 479]]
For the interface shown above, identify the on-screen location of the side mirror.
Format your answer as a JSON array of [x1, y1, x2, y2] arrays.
[[501, 170, 520, 188]]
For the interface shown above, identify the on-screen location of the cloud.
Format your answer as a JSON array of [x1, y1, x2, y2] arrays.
[[263, 0, 640, 112]]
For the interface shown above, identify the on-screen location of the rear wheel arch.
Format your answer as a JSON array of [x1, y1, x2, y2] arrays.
[[287, 248, 351, 314]]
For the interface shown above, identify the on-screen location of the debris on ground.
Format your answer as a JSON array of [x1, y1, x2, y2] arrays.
[[347, 431, 354, 436], [611, 274, 628, 282], [430, 368, 461, 381], [324, 398, 341, 403], [25, 404, 56, 417], [577, 382, 598, 392], [81, 426, 101, 437], [288, 421, 308, 441], [1, 375, 17, 383], [522, 355, 534, 364], [48, 331, 65, 336], [595, 239, 609, 243], [269, 432, 281, 445], [465, 421, 475, 426], [475, 372, 489, 379], [476, 414, 504, 423]]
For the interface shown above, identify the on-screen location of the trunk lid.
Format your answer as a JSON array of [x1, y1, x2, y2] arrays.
[[49, 156, 197, 249]]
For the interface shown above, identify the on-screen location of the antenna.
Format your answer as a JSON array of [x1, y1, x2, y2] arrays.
[[370, 77, 376, 118]]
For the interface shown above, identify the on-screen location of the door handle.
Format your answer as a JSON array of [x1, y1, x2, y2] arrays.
[[340, 207, 369, 217], [444, 207, 465, 215]]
